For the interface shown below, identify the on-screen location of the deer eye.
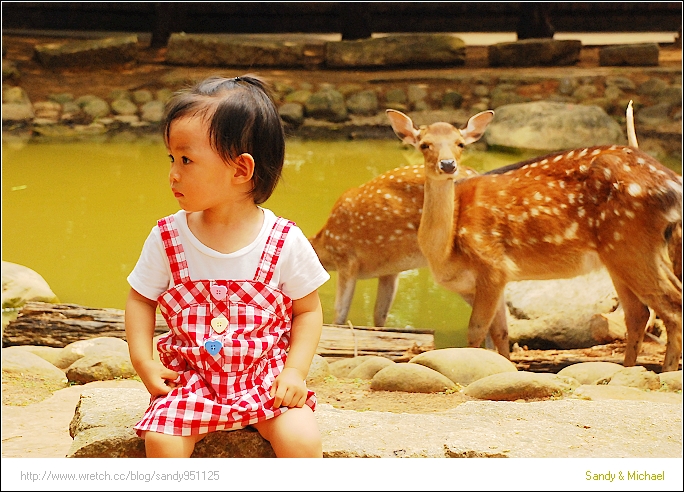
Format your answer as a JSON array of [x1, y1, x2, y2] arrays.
[[457, 142, 465, 148], [420, 143, 430, 150]]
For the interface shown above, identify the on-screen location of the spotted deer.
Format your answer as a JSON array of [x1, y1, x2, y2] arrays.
[[386, 107, 682, 372], [309, 163, 478, 326]]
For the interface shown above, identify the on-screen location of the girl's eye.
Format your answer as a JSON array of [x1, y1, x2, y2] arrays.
[[168, 155, 174, 163], [182, 156, 191, 164]]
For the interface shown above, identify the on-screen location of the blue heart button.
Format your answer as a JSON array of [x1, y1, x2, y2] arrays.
[[204, 339, 223, 356]]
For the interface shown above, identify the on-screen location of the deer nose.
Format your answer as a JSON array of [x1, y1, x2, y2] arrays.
[[440, 159, 457, 174]]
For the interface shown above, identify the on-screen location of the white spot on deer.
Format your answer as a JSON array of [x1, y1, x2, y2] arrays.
[[534, 192, 543, 201], [523, 198, 530, 206], [521, 211, 529, 221], [407, 222, 415, 230], [568, 193, 575, 204], [545, 196, 552, 203], [498, 190, 507, 197], [564, 222, 579, 240], [627, 183, 642, 197], [473, 233, 483, 243], [503, 255, 519, 274], [552, 207, 560, 215], [528, 237, 538, 245], [511, 237, 522, 246], [547, 181, 556, 188], [595, 180, 602, 189], [614, 209, 621, 216], [522, 165, 529, 170], [579, 164, 589, 173], [588, 218, 594, 227], [624, 209, 635, 219], [577, 207, 586, 218], [530, 208, 540, 217], [542, 164, 550, 170], [534, 175, 541, 181], [607, 243, 616, 250], [603, 168, 612, 180], [667, 179, 683, 194], [579, 148, 589, 157], [540, 159, 548, 165], [636, 157, 646, 165], [459, 227, 467, 235], [623, 164, 632, 172], [531, 162, 538, 168], [664, 207, 682, 222], [566, 150, 575, 159], [560, 203, 568, 209], [613, 231, 623, 241], [600, 211, 606, 220], [553, 155, 563, 162], [622, 147, 632, 154], [609, 145, 617, 150], [558, 181, 566, 189], [525, 170, 532, 177]]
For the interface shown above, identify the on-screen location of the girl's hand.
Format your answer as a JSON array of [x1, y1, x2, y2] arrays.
[[135, 359, 179, 397], [270, 367, 308, 409]]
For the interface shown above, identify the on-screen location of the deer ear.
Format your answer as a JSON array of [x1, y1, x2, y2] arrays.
[[462, 110, 494, 145], [386, 109, 420, 146]]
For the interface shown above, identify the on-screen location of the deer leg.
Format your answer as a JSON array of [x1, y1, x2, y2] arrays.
[[334, 272, 357, 325], [468, 280, 508, 357], [374, 273, 399, 327], [488, 297, 510, 359], [609, 275, 651, 367]]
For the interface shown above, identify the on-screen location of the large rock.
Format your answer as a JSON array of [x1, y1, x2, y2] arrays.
[[488, 39, 582, 67], [557, 361, 625, 385], [2, 347, 68, 387], [54, 337, 130, 370], [34, 35, 139, 68], [409, 348, 517, 386], [370, 363, 456, 393], [484, 101, 626, 151], [505, 269, 619, 349], [65, 353, 136, 384], [328, 356, 374, 378], [326, 34, 466, 68], [606, 366, 662, 391], [69, 388, 683, 458], [599, 43, 659, 67], [165, 33, 325, 67], [1, 261, 59, 309], [463, 371, 565, 401], [347, 356, 395, 379], [68, 388, 276, 457]]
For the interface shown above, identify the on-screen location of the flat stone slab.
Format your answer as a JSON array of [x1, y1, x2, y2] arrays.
[[34, 35, 138, 68], [69, 388, 681, 458], [165, 33, 325, 67]]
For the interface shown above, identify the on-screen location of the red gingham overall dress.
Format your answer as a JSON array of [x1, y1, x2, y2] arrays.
[[134, 214, 316, 437]]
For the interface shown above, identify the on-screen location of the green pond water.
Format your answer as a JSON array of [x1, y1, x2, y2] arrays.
[[3, 138, 681, 348]]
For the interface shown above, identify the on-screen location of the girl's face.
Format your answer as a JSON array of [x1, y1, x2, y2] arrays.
[[166, 115, 244, 212]]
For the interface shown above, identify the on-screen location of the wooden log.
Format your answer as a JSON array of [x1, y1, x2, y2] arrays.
[[2, 302, 435, 362]]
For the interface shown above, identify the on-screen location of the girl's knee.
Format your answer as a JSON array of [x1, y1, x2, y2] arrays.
[[144, 431, 204, 458]]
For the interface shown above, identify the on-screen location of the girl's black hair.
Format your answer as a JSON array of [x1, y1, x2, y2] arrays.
[[162, 75, 285, 204]]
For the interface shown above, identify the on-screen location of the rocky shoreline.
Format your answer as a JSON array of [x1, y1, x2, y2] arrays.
[[2, 33, 682, 163]]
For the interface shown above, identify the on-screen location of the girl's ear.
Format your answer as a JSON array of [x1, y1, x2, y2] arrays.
[[231, 153, 255, 183]]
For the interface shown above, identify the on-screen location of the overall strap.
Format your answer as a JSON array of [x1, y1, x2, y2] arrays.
[[253, 217, 294, 284], [157, 215, 190, 285]]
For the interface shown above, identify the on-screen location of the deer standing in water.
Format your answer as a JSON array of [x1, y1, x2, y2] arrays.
[[310, 163, 478, 326], [386, 107, 682, 372]]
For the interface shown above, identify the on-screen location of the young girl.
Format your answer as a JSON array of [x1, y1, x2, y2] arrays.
[[125, 75, 330, 458]]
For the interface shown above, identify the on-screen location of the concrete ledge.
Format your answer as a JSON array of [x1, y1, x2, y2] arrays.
[[68, 388, 682, 458]]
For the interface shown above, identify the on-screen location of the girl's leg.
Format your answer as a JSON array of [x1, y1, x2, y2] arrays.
[[252, 406, 322, 457], [143, 431, 207, 458]]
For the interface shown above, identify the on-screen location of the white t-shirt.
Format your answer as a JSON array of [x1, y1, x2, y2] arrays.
[[127, 208, 330, 302]]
